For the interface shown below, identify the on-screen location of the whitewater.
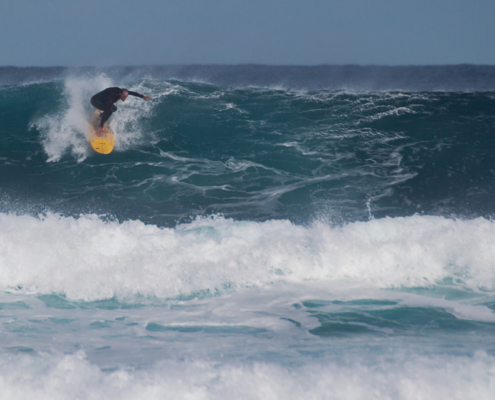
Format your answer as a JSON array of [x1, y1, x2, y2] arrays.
[[1, 65, 495, 399]]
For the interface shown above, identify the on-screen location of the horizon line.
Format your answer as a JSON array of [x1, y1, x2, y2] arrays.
[[2, 63, 495, 69]]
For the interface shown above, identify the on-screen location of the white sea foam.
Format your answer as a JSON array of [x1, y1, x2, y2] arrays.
[[1, 351, 494, 400], [1, 213, 495, 301], [32, 75, 112, 162]]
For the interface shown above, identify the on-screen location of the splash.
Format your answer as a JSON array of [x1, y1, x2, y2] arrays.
[[30, 75, 111, 161]]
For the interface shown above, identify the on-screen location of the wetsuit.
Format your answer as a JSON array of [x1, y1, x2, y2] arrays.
[[90, 87, 145, 127]]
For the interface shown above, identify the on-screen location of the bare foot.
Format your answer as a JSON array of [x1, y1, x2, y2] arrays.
[[97, 127, 107, 137]]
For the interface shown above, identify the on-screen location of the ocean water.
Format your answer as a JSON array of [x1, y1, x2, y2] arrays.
[[1, 65, 495, 399]]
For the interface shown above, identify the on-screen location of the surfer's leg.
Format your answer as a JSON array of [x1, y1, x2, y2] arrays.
[[91, 94, 117, 114], [90, 95, 105, 111], [99, 105, 117, 115], [101, 105, 117, 118], [99, 105, 118, 127]]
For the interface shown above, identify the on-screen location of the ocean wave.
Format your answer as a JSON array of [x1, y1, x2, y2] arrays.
[[1, 213, 495, 301], [2, 78, 495, 223]]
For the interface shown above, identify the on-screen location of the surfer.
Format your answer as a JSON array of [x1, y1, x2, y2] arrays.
[[90, 87, 152, 136]]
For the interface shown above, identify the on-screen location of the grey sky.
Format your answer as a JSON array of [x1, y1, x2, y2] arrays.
[[1, 0, 494, 66]]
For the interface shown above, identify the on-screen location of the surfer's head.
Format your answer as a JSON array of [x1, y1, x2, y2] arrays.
[[120, 89, 129, 101]]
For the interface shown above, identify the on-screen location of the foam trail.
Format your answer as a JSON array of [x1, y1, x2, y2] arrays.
[[1, 213, 495, 301], [1, 351, 494, 400]]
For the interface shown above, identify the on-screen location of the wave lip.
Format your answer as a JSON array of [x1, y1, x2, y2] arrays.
[[1, 213, 495, 301]]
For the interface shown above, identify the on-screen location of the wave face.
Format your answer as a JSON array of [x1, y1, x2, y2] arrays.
[[2, 66, 495, 399], [2, 72, 495, 224]]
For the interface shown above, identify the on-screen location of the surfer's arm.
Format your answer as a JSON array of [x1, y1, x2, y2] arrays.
[[128, 91, 153, 100]]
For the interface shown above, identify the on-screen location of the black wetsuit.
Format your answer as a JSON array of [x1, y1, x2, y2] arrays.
[[90, 87, 144, 127]]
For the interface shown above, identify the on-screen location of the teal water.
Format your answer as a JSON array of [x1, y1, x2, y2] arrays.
[[1, 66, 495, 399]]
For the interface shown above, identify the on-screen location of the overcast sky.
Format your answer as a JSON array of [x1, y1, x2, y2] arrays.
[[1, 0, 494, 66]]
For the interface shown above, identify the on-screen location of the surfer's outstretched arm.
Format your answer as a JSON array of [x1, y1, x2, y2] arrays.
[[128, 90, 153, 101]]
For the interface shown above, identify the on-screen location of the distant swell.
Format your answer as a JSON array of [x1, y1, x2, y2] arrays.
[[3, 65, 495, 91]]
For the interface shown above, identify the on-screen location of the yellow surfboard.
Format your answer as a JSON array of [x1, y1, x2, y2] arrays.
[[89, 110, 115, 154]]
